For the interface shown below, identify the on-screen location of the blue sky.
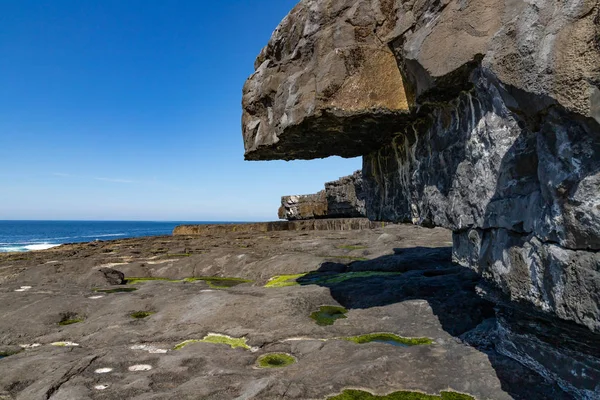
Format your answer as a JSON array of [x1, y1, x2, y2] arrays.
[[0, 0, 361, 221]]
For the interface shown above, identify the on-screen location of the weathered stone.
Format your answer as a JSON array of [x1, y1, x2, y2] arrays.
[[325, 170, 366, 218], [173, 218, 387, 235], [98, 267, 125, 286], [278, 191, 328, 220], [0, 226, 570, 400], [242, 1, 412, 160], [279, 171, 366, 220], [241, 0, 600, 397]]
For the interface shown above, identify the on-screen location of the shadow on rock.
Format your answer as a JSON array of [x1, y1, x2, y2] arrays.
[[297, 246, 573, 400]]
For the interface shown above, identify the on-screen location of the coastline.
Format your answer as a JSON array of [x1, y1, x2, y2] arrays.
[[0, 220, 241, 253]]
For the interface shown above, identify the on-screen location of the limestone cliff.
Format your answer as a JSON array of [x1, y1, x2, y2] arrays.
[[279, 171, 366, 220], [242, 1, 600, 398]]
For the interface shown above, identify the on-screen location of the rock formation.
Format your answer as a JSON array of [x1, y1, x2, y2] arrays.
[[242, 1, 600, 398], [279, 171, 366, 220], [174, 218, 385, 235]]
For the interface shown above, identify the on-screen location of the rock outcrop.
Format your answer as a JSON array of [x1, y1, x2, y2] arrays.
[[279, 171, 366, 220], [242, 1, 600, 398], [279, 191, 328, 220]]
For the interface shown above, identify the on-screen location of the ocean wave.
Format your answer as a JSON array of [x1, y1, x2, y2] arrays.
[[0, 243, 60, 252], [0, 233, 126, 246]]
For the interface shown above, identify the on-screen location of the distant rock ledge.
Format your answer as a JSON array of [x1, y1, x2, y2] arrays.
[[173, 218, 388, 236], [279, 171, 366, 220]]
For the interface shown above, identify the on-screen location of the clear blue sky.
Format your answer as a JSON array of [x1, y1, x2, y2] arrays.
[[0, 0, 361, 221]]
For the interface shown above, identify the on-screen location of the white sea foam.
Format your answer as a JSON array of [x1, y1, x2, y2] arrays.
[[25, 244, 60, 251], [0, 243, 60, 252]]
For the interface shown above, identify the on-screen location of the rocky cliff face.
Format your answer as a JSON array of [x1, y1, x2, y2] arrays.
[[242, 0, 600, 397], [279, 171, 366, 220]]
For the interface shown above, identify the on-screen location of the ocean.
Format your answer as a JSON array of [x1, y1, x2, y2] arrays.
[[0, 220, 231, 252]]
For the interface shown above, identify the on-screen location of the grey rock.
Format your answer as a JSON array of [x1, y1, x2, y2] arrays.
[[324, 170, 366, 218], [279, 171, 366, 220], [453, 228, 600, 333], [98, 267, 125, 286], [241, 0, 600, 397], [278, 190, 328, 220], [0, 225, 569, 400]]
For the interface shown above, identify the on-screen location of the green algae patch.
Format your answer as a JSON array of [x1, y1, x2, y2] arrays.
[[327, 389, 475, 400], [256, 353, 296, 368], [311, 306, 348, 326], [342, 333, 433, 347], [94, 287, 138, 293], [126, 276, 251, 289], [131, 311, 155, 319], [264, 274, 308, 288], [175, 334, 251, 351]]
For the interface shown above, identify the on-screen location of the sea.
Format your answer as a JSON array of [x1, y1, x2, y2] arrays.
[[0, 220, 232, 253]]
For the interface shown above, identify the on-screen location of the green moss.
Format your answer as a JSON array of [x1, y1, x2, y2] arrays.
[[310, 306, 348, 326], [327, 389, 475, 400], [342, 333, 433, 347], [58, 318, 84, 326], [338, 245, 368, 251], [256, 353, 296, 368], [174, 334, 251, 351], [131, 311, 154, 319], [264, 273, 308, 288], [94, 287, 138, 293], [126, 276, 251, 288]]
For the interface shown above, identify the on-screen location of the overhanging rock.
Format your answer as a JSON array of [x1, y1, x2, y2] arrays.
[[242, 1, 600, 398]]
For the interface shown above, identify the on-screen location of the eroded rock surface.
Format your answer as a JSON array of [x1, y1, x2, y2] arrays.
[[174, 217, 382, 235], [241, 0, 600, 397], [0, 226, 570, 399], [279, 171, 366, 220]]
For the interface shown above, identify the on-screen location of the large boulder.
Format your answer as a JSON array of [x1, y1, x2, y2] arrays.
[[242, 0, 600, 397]]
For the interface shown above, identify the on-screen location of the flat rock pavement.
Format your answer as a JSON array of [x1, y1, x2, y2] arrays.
[[0, 224, 571, 399]]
